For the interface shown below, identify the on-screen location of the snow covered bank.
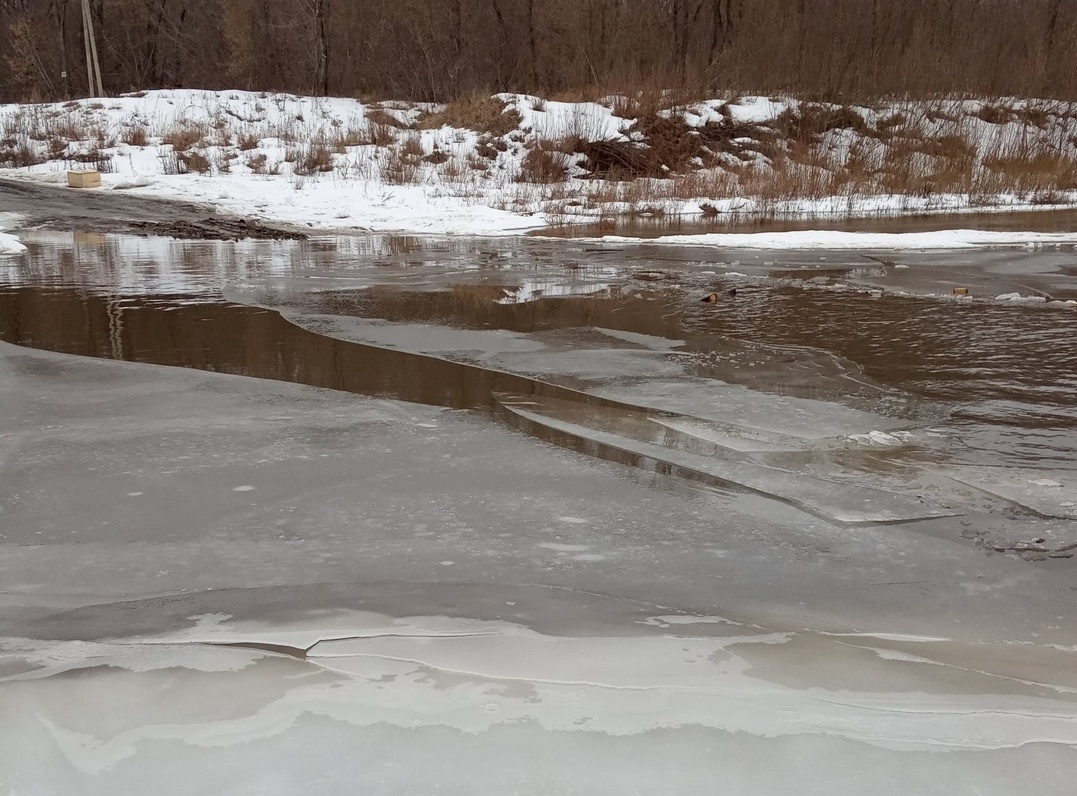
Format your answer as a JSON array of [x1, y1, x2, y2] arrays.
[[2, 89, 1077, 236]]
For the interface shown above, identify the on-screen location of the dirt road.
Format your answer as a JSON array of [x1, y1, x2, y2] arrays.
[[0, 176, 306, 240]]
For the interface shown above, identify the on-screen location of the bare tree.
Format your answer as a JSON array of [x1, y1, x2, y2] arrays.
[[4, 0, 1077, 103]]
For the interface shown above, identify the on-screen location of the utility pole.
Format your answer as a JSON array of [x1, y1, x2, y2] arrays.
[[81, 0, 104, 97]]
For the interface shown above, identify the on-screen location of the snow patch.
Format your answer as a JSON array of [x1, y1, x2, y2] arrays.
[[0, 230, 26, 255]]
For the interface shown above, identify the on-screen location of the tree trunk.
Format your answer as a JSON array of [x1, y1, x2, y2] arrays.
[[51, 0, 72, 98], [526, 0, 538, 88], [314, 0, 329, 96]]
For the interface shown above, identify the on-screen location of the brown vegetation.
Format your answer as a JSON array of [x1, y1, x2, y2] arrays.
[[292, 141, 335, 175], [178, 150, 211, 174], [161, 125, 204, 152], [121, 126, 149, 146], [382, 144, 420, 184], [518, 144, 567, 183], [419, 96, 522, 136], [365, 109, 408, 129], [359, 124, 397, 148], [0, 138, 45, 168], [399, 134, 423, 158]]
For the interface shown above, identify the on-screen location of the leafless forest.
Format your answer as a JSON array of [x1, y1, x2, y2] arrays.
[[3, 1, 1077, 103]]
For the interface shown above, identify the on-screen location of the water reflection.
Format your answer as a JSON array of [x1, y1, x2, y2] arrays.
[[0, 287, 597, 412], [280, 279, 1077, 413], [3, 231, 1076, 474], [538, 207, 1077, 238]]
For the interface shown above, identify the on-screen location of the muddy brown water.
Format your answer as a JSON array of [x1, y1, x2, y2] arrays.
[[1, 286, 846, 508], [0, 286, 619, 413], [274, 281, 1077, 470], [2, 234, 1076, 476], [538, 207, 1077, 238], [281, 281, 1077, 420]]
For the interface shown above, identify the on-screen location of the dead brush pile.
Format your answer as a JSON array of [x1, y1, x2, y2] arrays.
[[568, 104, 872, 181], [552, 96, 1077, 213], [572, 115, 766, 179], [770, 104, 871, 141]]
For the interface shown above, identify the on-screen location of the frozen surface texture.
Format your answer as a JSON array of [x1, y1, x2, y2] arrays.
[[2, 230, 1076, 794]]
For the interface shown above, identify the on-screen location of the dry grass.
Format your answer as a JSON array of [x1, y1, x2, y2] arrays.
[[366, 108, 409, 129], [215, 150, 233, 174], [178, 150, 211, 174], [46, 114, 93, 142], [330, 127, 367, 150], [162, 124, 205, 152], [419, 95, 521, 136], [982, 143, 1077, 192], [0, 137, 46, 168], [475, 134, 507, 160], [400, 134, 423, 158], [207, 125, 233, 148], [291, 140, 335, 175], [518, 143, 567, 183], [382, 144, 420, 184], [356, 123, 397, 147], [771, 104, 871, 142], [609, 87, 702, 120], [121, 126, 149, 146]]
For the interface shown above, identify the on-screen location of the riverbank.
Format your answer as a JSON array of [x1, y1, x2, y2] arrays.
[[3, 89, 1077, 237]]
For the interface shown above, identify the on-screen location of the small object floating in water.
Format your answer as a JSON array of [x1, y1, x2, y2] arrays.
[[727, 288, 738, 297], [953, 287, 969, 296], [701, 292, 719, 303]]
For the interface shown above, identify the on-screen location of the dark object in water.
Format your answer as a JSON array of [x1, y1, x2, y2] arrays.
[[701, 289, 736, 303]]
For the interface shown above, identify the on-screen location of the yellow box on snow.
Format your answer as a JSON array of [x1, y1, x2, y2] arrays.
[[67, 170, 102, 188]]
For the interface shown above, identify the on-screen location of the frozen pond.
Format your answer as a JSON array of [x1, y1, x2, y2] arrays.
[[1, 231, 1076, 794]]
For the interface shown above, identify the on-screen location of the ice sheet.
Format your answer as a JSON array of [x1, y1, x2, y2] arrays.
[[591, 229, 1077, 249], [3, 228, 1077, 794]]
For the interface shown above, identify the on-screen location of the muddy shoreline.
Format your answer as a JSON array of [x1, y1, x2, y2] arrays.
[[0, 176, 308, 240]]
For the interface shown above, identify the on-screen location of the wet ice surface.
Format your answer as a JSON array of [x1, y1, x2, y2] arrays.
[[2, 232, 1077, 794]]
